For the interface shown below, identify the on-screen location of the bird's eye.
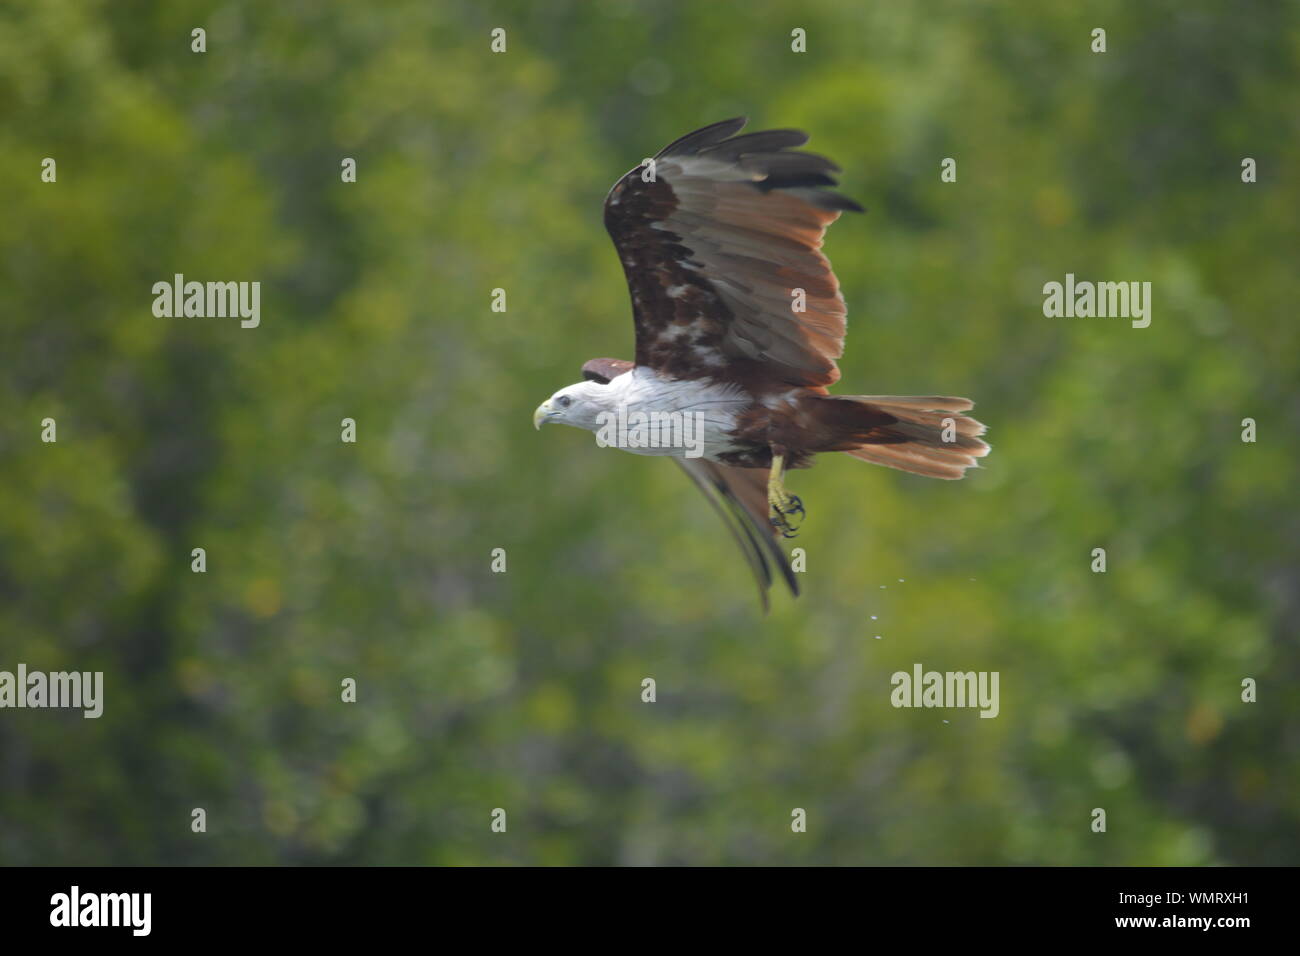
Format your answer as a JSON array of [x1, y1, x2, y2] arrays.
[[556, 395, 572, 409]]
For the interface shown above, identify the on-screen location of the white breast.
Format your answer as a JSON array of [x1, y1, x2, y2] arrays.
[[598, 368, 751, 460]]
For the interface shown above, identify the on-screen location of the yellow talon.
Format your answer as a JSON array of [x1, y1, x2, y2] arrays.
[[767, 452, 805, 537]]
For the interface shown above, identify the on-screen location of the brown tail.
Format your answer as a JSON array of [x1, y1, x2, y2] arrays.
[[815, 395, 990, 480]]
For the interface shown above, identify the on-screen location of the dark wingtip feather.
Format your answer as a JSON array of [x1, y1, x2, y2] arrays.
[[709, 128, 811, 159], [663, 120, 864, 214], [826, 193, 866, 213], [657, 116, 748, 158], [754, 171, 839, 192]]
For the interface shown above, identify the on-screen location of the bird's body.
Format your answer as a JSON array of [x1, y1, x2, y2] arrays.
[[534, 118, 990, 608], [561, 366, 753, 460]]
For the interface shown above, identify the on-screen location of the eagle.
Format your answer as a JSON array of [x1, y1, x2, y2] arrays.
[[534, 118, 989, 609]]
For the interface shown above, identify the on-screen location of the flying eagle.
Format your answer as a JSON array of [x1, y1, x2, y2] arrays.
[[534, 118, 989, 609]]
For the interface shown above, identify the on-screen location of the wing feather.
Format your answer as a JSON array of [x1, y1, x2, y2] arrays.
[[673, 458, 799, 612], [604, 117, 863, 387]]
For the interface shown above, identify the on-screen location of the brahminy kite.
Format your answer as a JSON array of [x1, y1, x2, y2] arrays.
[[534, 118, 989, 608]]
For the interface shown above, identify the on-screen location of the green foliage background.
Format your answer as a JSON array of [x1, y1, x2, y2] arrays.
[[1, 0, 1297, 865]]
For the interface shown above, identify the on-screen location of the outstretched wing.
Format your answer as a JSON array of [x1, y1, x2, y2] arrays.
[[672, 459, 799, 613], [581, 357, 797, 611], [604, 117, 863, 388]]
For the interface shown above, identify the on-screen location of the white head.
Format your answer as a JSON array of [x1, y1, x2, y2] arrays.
[[533, 380, 612, 432]]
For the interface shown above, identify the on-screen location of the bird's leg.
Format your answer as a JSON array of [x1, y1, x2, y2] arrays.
[[767, 444, 805, 538]]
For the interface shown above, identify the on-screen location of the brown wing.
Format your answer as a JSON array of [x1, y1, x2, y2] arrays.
[[604, 117, 863, 388], [673, 458, 799, 612], [581, 357, 635, 384]]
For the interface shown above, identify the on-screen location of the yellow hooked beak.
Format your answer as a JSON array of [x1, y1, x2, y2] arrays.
[[533, 400, 553, 430]]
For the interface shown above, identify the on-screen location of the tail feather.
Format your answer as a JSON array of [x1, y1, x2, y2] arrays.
[[854, 394, 974, 411], [819, 394, 989, 480]]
